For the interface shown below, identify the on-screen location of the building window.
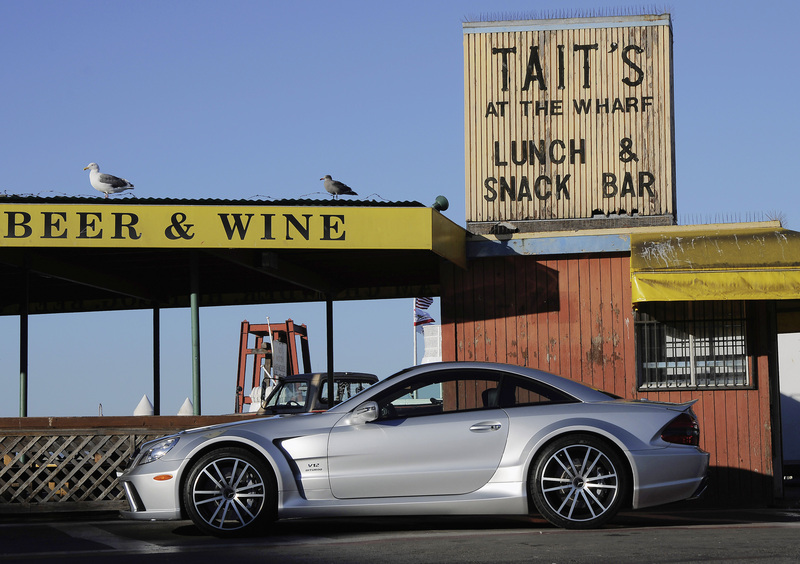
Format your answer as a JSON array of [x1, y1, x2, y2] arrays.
[[636, 301, 750, 390]]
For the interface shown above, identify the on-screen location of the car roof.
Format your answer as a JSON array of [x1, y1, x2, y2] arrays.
[[328, 362, 614, 412]]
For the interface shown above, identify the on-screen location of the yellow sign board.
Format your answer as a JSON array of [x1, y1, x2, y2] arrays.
[[1, 203, 464, 261]]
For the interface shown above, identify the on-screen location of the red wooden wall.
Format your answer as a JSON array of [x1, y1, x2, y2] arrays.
[[440, 254, 776, 505]]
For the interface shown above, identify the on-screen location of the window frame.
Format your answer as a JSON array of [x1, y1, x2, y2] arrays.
[[491, 375, 578, 408], [635, 300, 754, 391], [374, 369, 501, 420], [371, 369, 578, 421]]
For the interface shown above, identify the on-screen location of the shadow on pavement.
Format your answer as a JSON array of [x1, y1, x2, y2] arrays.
[[166, 503, 800, 538]]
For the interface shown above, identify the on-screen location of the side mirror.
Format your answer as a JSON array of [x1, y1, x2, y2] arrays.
[[351, 401, 379, 425]]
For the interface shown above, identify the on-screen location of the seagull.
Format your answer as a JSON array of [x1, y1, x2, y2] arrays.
[[83, 163, 134, 198], [320, 175, 357, 199]]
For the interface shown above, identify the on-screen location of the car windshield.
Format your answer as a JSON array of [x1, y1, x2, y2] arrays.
[[264, 381, 308, 408]]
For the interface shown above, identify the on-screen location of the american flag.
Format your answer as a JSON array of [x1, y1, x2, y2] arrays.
[[413, 297, 435, 326]]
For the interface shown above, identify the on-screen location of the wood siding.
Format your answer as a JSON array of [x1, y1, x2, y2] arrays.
[[441, 254, 776, 504]]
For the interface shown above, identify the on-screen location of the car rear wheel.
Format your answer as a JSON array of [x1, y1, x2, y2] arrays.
[[530, 434, 628, 529], [183, 447, 276, 537]]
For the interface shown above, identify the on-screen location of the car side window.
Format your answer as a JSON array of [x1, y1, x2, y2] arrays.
[[496, 376, 576, 407], [376, 370, 502, 420]]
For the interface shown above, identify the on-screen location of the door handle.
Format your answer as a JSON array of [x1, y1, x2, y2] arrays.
[[470, 422, 502, 432]]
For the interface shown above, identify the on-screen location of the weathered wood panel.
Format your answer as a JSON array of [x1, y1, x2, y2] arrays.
[[443, 254, 633, 387], [463, 16, 675, 224], [638, 302, 775, 504]]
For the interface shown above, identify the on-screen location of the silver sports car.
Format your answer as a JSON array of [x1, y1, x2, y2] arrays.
[[119, 362, 709, 536]]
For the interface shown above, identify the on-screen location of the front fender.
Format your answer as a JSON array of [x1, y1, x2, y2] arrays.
[[159, 430, 298, 509]]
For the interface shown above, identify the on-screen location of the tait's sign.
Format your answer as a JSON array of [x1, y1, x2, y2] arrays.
[[463, 15, 675, 226]]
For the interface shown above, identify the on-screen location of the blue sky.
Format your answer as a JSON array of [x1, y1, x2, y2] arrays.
[[1, 0, 798, 417]]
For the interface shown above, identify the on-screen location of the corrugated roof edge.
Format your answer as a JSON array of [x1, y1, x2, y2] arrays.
[[0, 195, 426, 207]]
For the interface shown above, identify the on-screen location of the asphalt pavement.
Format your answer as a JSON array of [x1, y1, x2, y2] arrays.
[[2, 505, 800, 564]]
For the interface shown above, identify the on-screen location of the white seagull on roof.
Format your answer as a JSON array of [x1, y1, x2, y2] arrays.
[[83, 163, 134, 198], [320, 175, 357, 199]]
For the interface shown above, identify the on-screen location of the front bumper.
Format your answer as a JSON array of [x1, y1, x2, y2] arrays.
[[117, 460, 185, 521], [119, 479, 182, 521]]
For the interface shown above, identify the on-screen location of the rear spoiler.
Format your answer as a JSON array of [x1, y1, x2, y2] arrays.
[[668, 399, 699, 412], [634, 398, 699, 411]]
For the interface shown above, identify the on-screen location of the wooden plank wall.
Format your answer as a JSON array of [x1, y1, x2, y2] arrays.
[[441, 254, 776, 504], [442, 254, 635, 396], [635, 301, 775, 505]]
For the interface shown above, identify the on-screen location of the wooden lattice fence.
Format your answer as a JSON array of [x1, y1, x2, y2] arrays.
[[1, 431, 160, 511], [0, 415, 255, 514]]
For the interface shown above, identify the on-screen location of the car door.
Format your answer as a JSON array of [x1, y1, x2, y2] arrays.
[[327, 369, 509, 499]]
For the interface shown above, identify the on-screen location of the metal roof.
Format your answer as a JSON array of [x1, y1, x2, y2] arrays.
[[0, 194, 427, 207]]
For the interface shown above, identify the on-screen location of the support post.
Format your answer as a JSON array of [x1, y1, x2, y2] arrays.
[[19, 266, 29, 417], [153, 305, 161, 416], [190, 253, 201, 415], [326, 297, 334, 408]]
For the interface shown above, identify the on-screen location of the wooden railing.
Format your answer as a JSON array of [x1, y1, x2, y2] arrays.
[[0, 415, 257, 514]]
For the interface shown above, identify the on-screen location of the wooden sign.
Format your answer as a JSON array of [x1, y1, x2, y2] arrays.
[[463, 15, 675, 226]]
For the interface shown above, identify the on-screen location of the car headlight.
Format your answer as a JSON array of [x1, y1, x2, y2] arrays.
[[138, 437, 179, 465]]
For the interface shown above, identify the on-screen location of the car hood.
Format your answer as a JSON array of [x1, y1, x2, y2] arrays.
[[176, 411, 345, 442]]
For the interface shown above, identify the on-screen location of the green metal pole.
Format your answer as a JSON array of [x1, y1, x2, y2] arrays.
[[191, 253, 201, 415], [19, 267, 28, 417], [153, 305, 161, 416], [326, 297, 334, 408]]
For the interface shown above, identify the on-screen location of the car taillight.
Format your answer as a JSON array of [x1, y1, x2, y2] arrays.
[[661, 413, 700, 446]]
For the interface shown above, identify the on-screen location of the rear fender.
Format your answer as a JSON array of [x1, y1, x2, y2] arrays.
[[519, 421, 641, 507]]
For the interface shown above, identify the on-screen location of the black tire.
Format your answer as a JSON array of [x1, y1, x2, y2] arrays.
[[530, 434, 628, 529], [182, 447, 276, 537]]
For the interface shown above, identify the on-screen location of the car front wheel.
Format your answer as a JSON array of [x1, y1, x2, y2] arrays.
[[183, 447, 276, 537], [530, 434, 628, 529]]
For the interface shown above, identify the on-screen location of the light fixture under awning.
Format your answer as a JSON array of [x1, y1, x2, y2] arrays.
[[630, 225, 800, 302]]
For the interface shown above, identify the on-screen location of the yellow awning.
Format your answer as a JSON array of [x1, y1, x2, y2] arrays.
[[630, 225, 800, 302]]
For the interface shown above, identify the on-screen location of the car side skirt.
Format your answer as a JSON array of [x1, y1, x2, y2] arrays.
[[278, 482, 528, 518]]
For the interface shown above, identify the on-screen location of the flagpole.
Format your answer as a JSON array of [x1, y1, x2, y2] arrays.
[[413, 298, 418, 366]]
